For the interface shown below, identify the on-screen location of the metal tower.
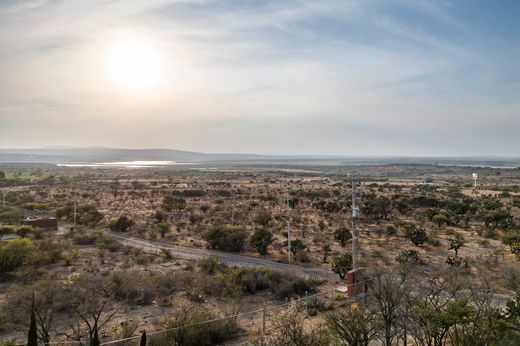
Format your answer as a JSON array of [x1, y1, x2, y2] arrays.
[[350, 174, 360, 269]]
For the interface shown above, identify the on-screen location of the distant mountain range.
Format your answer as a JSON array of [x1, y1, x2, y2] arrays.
[[0, 147, 268, 164], [0, 147, 519, 167]]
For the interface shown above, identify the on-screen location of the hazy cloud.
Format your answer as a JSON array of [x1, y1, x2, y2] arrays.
[[0, 0, 519, 155]]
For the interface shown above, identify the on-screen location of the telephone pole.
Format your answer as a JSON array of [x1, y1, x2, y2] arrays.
[[231, 190, 235, 225], [287, 192, 292, 263], [1, 189, 5, 209], [350, 174, 359, 270], [73, 187, 77, 230]]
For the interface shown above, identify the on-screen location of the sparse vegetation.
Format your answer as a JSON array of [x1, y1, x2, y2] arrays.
[[2, 163, 520, 345]]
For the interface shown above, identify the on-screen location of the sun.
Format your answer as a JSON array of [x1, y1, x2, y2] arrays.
[[105, 36, 163, 93]]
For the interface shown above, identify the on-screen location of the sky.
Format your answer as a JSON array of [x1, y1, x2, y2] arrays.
[[0, 0, 519, 156]]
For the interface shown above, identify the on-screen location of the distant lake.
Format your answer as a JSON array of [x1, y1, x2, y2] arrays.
[[56, 161, 192, 168]]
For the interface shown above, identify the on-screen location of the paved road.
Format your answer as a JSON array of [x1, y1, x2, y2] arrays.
[[103, 230, 338, 281]]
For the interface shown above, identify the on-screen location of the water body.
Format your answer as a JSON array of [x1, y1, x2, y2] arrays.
[[56, 161, 191, 168]]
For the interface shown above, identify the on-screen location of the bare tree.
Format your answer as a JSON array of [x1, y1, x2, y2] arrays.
[[327, 304, 380, 345], [64, 274, 119, 346], [405, 269, 465, 346], [367, 267, 409, 346], [2, 281, 66, 345], [271, 305, 324, 346]]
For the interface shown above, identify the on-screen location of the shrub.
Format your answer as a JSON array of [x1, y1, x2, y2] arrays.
[[202, 226, 247, 252], [332, 253, 353, 279], [223, 267, 280, 295], [160, 248, 172, 259], [283, 239, 307, 257], [73, 231, 98, 245], [0, 238, 62, 276], [0, 225, 17, 236], [253, 211, 272, 227], [333, 226, 352, 247], [385, 225, 397, 237], [396, 249, 421, 264], [109, 215, 134, 232], [405, 227, 428, 246], [250, 228, 274, 255], [501, 231, 520, 250], [198, 256, 228, 275], [15, 226, 33, 238], [162, 308, 239, 346], [0, 238, 35, 273], [446, 255, 469, 268]]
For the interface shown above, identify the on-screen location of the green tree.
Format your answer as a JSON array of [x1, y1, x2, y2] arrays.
[[157, 222, 170, 238], [327, 306, 379, 346], [395, 249, 420, 264], [0, 238, 35, 274], [332, 253, 353, 279], [253, 211, 272, 227], [432, 214, 448, 229], [284, 239, 307, 257], [161, 195, 186, 219], [108, 216, 134, 232], [501, 231, 520, 251], [405, 227, 428, 247], [334, 226, 352, 247], [153, 210, 167, 223], [161, 195, 176, 213], [202, 226, 247, 252], [250, 228, 273, 255], [448, 234, 465, 257]]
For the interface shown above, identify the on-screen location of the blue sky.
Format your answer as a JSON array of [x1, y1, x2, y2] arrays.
[[0, 0, 519, 155]]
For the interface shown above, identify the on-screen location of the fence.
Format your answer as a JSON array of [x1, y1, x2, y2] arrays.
[[10, 284, 364, 346]]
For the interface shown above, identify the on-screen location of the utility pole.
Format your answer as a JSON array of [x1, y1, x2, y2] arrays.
[[1, 189, 5, 209], [287, 192, 292, 263], [73, 187, 77, 230], [231, 190, 235, 225], [350, 174, 359, 270]]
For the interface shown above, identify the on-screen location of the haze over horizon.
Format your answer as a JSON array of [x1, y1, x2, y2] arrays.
[[1, 0, 519, 156]]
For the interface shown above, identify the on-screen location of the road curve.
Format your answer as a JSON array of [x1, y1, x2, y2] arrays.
[[103, 230, 338, 281]]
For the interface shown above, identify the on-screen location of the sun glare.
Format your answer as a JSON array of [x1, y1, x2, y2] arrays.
[[105, 36, 163, 93]]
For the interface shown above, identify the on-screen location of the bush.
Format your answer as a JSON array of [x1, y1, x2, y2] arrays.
[[73, 231, 98, 245], [198, 256, 228, 275], [332, 253, 353, 279], [0, 238, 62, 276], [162, 308, 239, 346], [223, 267, 280, 295], [202, 226, 247, 252], [396, 249, 421, 264], [250, 228, 274, 255], [253, 211, 272, 227], [0, 225, 17, 236], [0, 238, 34, 273], [385, 225, 397, 237], [333, 226, 352, 247], [405, 226, 428, 246], [0, 208, 22, 223], [109, 215, 134, 232]]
